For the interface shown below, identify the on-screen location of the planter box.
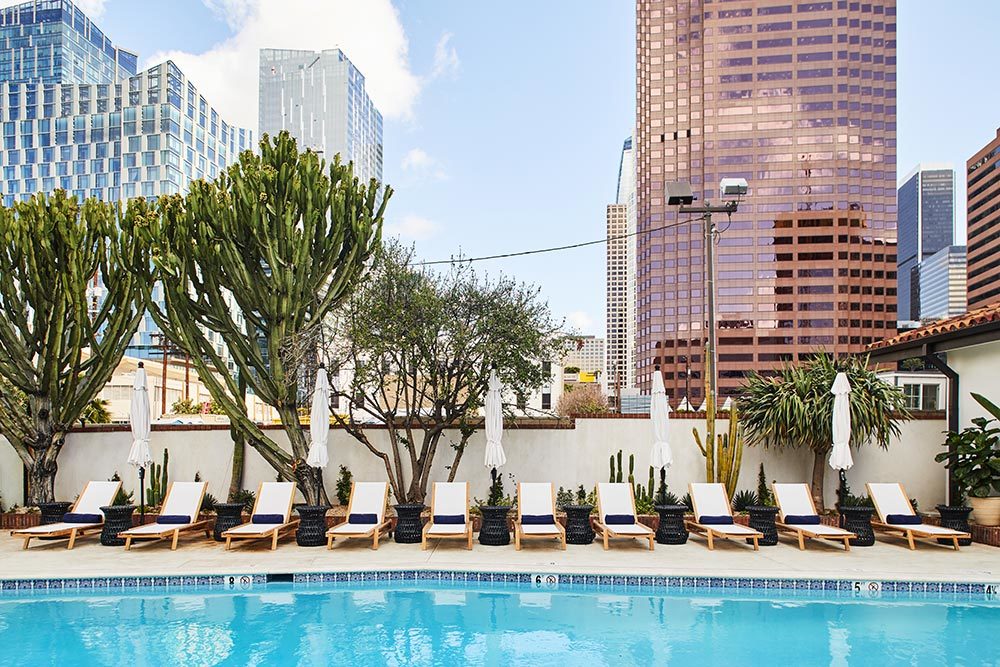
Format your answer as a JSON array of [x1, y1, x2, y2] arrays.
[[1, 513, 41, 530]]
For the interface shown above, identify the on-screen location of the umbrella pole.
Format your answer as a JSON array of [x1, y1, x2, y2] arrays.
[[658, 468, 667, 505], [138, 466, 145, 523], [837, 469, 847, 527]]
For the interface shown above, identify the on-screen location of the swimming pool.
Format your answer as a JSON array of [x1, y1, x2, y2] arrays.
[[1, 576, 996, 665]]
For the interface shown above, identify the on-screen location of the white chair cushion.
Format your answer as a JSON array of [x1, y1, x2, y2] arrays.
[[773, 483, 816, 518], [74, 481, 122, 516], [348, 482, 388, 522], [605, 523, 653, 535], [159, 482, 206, 518], [433, 483, 468, 517], [598, 483, 635, 518], [16, 521, 100, 534], [519, 483, 555, 516], [254, 482, 296, 519], [521, 523, 561, 535], [225, 522, 282, 535], [328, 522, 377, 535], [427, 523, 467, 535], [690, 483, 732, 518]]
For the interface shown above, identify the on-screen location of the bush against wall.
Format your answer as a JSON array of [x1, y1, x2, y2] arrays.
[[556, 384, 609, 417]]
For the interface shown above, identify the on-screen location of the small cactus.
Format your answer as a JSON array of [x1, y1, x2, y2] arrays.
[[146, 448, 169, 508]]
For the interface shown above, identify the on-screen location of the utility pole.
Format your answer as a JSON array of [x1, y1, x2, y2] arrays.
[[678, 200, 737, 463]]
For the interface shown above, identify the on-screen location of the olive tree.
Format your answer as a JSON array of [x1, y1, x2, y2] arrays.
[[325, 242, 562, 504], [0, 192, 152, 503], [144, 131, 388, 504]]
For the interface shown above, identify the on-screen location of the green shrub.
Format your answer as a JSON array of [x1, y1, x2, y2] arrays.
[[230, 489, 256, 513], [731, 489, 758, 512], [556, 486, 574, 508], [335, 465, 353, 505]]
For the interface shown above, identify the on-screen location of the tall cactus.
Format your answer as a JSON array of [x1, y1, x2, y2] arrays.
[[693, 402, 745, 497], [146, 449, 170, 508], [0, 192, 153, 503], [141, 131, 389, 505]]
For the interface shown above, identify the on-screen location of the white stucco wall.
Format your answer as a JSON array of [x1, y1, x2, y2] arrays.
[[946, 339, 1000, 430], [0, 414, 948, 510]]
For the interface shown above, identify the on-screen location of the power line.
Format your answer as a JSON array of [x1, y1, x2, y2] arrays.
[[411, 214, 711, 267]]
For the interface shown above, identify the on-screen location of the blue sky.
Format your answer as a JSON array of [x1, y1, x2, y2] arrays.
[[49, 0, 1000, 334]]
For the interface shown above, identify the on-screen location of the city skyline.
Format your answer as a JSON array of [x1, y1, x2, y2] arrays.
[[0, 0, 998, 340]]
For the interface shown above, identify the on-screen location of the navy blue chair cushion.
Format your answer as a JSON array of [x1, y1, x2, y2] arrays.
[[156, 514, 192, 525], [784, 514, 821, 525], [886, 513, 921, 525], [698, 515, 734, 525], [604, 514, 636, 525], [433, 514, 466, 525], [63, 512, 102, 524], [521, 514, 555, 525], [251, 513, 285, 524], [348, 513, 378, 524]]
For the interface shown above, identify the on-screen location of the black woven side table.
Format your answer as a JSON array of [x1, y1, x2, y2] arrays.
[[654, 505, 689, 545], [37, 502, 73, 525], [839, 506, 876, 546], [747, 505, 780, 546], [393, 503, 426, 543], [295, 505, 330, 547], [935, 505, 973, 546], [99, 505, 135, 546], [478, 506, 511, 546], [563, 505, 595, 545], [213, 503, 245, 542]]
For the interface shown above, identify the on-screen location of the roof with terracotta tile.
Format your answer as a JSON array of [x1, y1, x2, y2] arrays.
[[868, 301, 1000, 354]]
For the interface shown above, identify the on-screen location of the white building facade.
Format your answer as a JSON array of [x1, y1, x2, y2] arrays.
[[258, 48, 383, 184], [605, 136, 636, 393]]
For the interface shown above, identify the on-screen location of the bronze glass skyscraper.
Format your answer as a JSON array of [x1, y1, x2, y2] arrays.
[[635, 0, 898, 399]]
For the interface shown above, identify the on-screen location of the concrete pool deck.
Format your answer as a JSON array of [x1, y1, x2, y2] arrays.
[[2, 531, 998, 585]]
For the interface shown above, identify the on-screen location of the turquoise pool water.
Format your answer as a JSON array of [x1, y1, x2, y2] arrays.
[[0, 580, 996, 666]]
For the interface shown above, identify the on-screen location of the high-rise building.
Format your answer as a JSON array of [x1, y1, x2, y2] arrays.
[[562, 335, 606, 380], [606, 137, 637, 393], [967, 128, 1000, 309], [0, 0, 253, 363], [635, 0, 898, 400], [917, 245, 966, 321], [0, 0, 137, 84], [259, 48, 383, 184], [896, 165, 955, 321]]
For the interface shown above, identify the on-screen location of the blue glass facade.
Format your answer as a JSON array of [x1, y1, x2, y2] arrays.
[[896, 166, 955, 321], [0, 0, 136, 84]]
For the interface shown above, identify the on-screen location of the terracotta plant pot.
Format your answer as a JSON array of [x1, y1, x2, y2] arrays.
[[969, 496, 1000, 526]]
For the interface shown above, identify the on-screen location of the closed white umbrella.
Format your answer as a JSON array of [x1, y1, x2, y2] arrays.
[[650, 370, 673, 470], [484, 370, 506, 474], [127, 362, 152, 521], [307, 367, 330, 469], [829, 371, 853, 512]]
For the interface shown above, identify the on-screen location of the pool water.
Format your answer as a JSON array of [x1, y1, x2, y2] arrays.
[[0, 581, 996, 666]]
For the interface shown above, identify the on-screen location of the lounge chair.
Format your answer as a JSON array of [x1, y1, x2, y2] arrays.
[[686, 483, 763, 551], [772, 483, 855, 551], [118, 482, 211, 550], [594, 483, 654, 550], [514, 482, 566, 550], [326, 481, 392, 550], [422, 482, 472, 550], [221, 482, 299, 551], [11, 480, 121, 550], [867, 482, 970, 550]]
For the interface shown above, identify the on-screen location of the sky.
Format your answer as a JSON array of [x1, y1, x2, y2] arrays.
[[8, 0, 999, 334]]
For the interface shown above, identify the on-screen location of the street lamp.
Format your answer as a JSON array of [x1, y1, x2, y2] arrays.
[[664, 179, 747, 460]]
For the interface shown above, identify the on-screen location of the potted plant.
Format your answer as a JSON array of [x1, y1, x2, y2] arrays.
[[936, 393, 1000, 526]]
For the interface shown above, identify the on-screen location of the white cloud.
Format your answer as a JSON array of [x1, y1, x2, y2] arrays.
[[145, 0, 422, 130], [431, 32, 460, 79], [565, 311, 596, 333], [400, 147, 447, 181], [384, 214, 441, 241]]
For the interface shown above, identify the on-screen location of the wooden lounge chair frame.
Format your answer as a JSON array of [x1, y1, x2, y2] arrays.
[[514, 483, 566, 551], [11, 480, 122, 550], [222, 482, 299, 551], [685, 483, 763, 551], [594, 483, 654, 551], [772, 483, 854, 551], [421, 482, 473, 551], [867, 482, 970, 551], [120, 482, 212, 551], [326, 481, 392, 550]]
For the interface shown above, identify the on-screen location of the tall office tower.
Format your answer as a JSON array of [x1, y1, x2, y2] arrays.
[[0, 1, 253, 364], [606, 137, 637, 393], [917, 245, 966, 321], [635, 0, 898, 400], [259, 48, 383, 184], [896, 165, 955, 321], [0, 0, 137, 84], [967, 128, 1000, 309]]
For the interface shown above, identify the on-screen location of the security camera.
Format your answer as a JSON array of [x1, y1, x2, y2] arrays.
[[665, 181, 695, 206], [720, 177, 748, 198]]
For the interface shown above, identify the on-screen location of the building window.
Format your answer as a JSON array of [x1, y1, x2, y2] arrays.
[[541, 392, 551, 411], [902, 383, 940, 411]]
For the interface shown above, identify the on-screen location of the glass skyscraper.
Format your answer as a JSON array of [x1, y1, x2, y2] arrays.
[[896, 165, 955, 321], [0, 0, 136, 84], [0, 0, 253, 363], [259, 48, 383, 184], [636, 0, 898, 399]]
